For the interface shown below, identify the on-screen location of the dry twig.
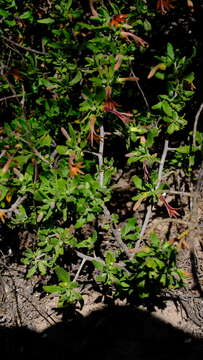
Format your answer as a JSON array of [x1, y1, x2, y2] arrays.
[[1, 35, 47, 55]]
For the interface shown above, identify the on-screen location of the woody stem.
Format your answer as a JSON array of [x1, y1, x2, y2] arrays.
[[98, 125, 104, 187], [136, 140, 169, 247]]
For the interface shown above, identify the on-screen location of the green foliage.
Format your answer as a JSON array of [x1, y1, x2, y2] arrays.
[[125, 233, 185, 301], [44, 266, 83, 307], [92, 233, 185, 305], [0, 0, 200, 309]]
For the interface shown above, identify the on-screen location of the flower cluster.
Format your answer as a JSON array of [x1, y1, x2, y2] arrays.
[[103, 86, 133, 125]]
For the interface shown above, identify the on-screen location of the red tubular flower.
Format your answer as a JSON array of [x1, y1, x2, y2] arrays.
[[88, 115, 101, 146], [110, 14, 129, 27], [120, 30, 149, 47], [114, 55, 123, 71], [156, 0, 176, 14], [160, 195, 180, 218], [104, 105, 133, 124], [103, 86, 132, 125], [89, 0, 98, 17]]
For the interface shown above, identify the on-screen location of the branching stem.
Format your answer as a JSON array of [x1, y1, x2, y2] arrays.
[[136, 140, 169, 247]]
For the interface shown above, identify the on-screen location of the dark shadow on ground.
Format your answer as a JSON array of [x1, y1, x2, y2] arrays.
[[1, 305, 203, 360]]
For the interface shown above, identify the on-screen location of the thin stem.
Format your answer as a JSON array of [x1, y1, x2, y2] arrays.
[[130, 69, 149, 110], [136, 140, 169, 246], [193, 102, 203, 147], [98, 125, 104, 187], [1, 35, 47, 55], [19, 136, 52, 167], [0, 93, 24, 102], [0, 195, 27, 218], [102, 205, 133, 259], [76, 251, 105, 264], [73, 258, 86, 282], [157, 140, 169, 188], [135, 80, 150, 110]]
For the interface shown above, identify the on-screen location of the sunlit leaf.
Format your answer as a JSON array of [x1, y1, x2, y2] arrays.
[[55, 266, 70, 282], [37, 18, 55, 24]]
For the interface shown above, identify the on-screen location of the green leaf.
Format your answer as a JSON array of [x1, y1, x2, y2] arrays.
[[38, 261, 47, 275], [132, 175, 144, 190], [56, 145, 69, 155], [14, 205, 27, 222], [96, 274, 107, 283], [27, 266, 37, 278], [145, 257, 157, 269], [167, 43, 175, 61], [5, 19, 16, 26], [143, 19, 152, 31], [39, 134, 52, 147], [184, 72, 195, 83], [37, 18, 55, 24], [66, 0, 72, 11], [56, 178, 67, 192], [0, 9, 10, 18], [160, 274, 167, 286], [43, 285, 63, 293], [106, 251, 116, 265], [154, 258, 165, 269], [138, 279, 145, 289], [150, 232, 160, 247], [0, 186, 8, 201], [20, 11, 33, 20], [176, 145, 190, 154], [139, 292, 149, 299], [14, 154, 31, 165], [155, 72, 165, 80], [69, 71, 82, 86], [121, 218, 137, 236], [68, 123, 75, 140], [120, 281, 129, 288], [75, 217, 86, 229], [167, 123, 179, 134], [162, 101, 173, 117], [151, 102, 163, 110], [92, 260, 104, 271], [135, 249, 151, 258], [55, 266, 70, 282]]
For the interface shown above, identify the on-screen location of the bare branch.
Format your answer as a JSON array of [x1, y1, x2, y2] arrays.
[[136, 140, 169, 247], [76, 250, 105, 264], [98, 125, 104, 187], [19, 136, 53, 167], [73, 258, 86, 282], [0, 93, 24, 102], [1, 35, 47, 55], [32, 148, 52, 166], [0, 195, 27, 218]]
